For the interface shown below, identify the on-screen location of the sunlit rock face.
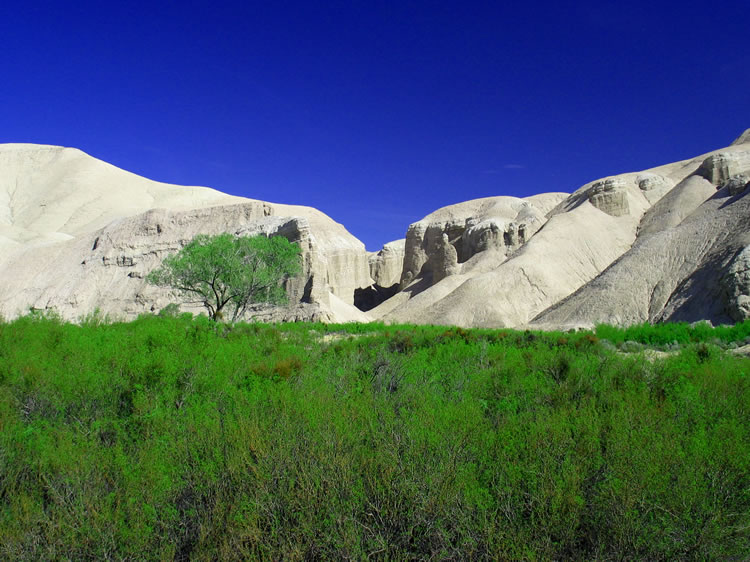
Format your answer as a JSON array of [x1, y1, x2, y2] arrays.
[[72, 206, 329, 317], [377, 128, 750, 330], [3, 128, 750, 329], [398, 194, 563, 291], [431, 233, 459, 284], [636, 173, 676, 205], [355, 239, 406, 311], [696, 149, 750, 185], [587, 178, 630, 217], [463, 217, 530, 255], [0, 144, 372, 323], [532, 131, 750, 330], [368, 239, 405, 288]]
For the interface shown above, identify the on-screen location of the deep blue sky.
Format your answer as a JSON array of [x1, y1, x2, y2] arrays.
[[3, 1, 748, 250]]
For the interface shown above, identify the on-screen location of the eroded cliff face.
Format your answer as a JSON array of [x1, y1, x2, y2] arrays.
[[532, 136, 750, 329], [368, 239, 405, 288], [724, 245, 750, 322], [696, 149, 750, 185], [0, 144, 372, 322], [69, 205, 348, 318], [375, 129, 750, 328], [353, 240, 406, 311], [3, 129, 750, 328], [398, 194, 567, 291]]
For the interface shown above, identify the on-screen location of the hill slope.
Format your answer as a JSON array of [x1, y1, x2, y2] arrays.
[[0, 144, 371, 321], [372, 129, 749, 327], [2, 130, 748, 327]]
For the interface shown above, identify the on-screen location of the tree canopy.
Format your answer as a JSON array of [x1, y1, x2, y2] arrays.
[[147, 233, 301, 321]]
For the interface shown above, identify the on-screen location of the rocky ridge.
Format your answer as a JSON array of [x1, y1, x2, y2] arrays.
[[532, 135, 750, 329], [372, 128, 750, 328], [1, 129, 749, 328], [0, 144, 370, 322]]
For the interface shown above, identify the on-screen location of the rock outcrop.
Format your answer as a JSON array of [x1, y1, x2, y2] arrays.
[[531, 185, 750, 328], [374, 129, 750, 328], [3, 128, 749, 329], [725, 174, 750, 196], [724, 245, 750, 322], [368, 239, 405, 287], [636, 175, 716, 237], [587, 178, 631, 216], [0, 144, 372, 322], [354, 239, 405, 312], [696, 148, 750, 185], [397, 194, 566, 293], [532, 134, 750, 329]]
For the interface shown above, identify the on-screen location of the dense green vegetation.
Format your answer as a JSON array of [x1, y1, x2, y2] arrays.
[[0, 313, 748, 560], [595, 319, 750, 347]]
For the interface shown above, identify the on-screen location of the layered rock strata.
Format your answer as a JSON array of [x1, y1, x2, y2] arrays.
[[397, 194, 566, 292], [0, 144, 372, 322], [368, 239, 405, 288], [3, 128, 750, 329], [375, 129, 750, 328], [532, 134, 750, 328]]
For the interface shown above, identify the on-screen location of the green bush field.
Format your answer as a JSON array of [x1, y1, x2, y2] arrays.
[[0, 313, 748, 559]]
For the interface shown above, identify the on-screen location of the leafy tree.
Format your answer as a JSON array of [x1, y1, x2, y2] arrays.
[[147, 233, 301, 321]]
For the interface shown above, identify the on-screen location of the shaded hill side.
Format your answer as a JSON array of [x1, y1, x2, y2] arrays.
[[532, 181, 750, 328]]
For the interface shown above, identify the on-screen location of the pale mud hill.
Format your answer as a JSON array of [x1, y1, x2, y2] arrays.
[[0, 144, 372, 322], [3, 131, 749, 328], [369, 193, 568, 320], [532, 131, 750, 329], [372, 129, 750, 328]]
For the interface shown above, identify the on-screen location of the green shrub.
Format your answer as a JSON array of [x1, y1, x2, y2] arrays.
[[0, 315, 747, 559]]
